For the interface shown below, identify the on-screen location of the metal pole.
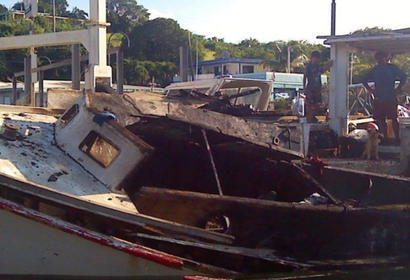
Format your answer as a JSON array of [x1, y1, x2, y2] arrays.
[[331, 0, 336, 36], [53, 0, 56, 32], [39, 71, 44, 107], [195, 40, 199, 80], [350, 53, 354, 85], [201, 129, 223, 196], [287, 46, 291, 73], [116, 47, 124, 94]]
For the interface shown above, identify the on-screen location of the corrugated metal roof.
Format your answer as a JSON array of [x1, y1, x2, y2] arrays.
[[320, 28, 410, 54]]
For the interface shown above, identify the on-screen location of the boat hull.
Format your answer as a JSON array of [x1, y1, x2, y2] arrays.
[[0, 198, 195, 278], [133, 187, 410, 262]]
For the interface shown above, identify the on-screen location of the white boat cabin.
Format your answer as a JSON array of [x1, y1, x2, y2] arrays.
[[0, 94, 153, 212]]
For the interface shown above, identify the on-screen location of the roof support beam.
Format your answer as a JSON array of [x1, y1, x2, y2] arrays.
[[0, 30, 89, 51], [0, 0, 111, 92]]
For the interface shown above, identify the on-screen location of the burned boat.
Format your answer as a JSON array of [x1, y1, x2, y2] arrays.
[[1, 83, 410, 276], [83, 86, 410, 273], [0, 103, 234, 278]]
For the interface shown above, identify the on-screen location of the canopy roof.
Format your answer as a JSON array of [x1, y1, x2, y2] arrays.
[[198, 58, 263, 67], [319, 28, 410, 54]]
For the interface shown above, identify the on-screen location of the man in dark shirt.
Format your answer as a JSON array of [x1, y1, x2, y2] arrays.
[[362, 51, 407, 143], [303, 51, 332, 122]]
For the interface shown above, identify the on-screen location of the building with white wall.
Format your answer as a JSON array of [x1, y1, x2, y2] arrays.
[[198, 58, 269, 76]]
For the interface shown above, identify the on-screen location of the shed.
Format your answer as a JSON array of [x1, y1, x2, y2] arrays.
[[319, 28, 410, 136]]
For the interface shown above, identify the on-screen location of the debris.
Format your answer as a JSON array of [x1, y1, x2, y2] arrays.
[[93, 111, 117, 126], [3, 123, 20, 141], [304, 156, 328, 176], [61, 169, 69, 175], [47, 171, 65, 182], [300, 193, 329, 205], [28, 125, 41, 133], [24, 129, 32, 137], [47, 174, 59, 182]]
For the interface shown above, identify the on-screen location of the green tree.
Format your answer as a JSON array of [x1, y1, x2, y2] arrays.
[[128, 18, 188, 64], [0, 4, 8, 14], [68, 7, 88, 20], [38, 0, 69, 16], [107, 0, 150, 33]]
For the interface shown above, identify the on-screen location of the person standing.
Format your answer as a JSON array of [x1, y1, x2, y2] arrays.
[[362, 51, 407, 144], [303, 51, 332, 122]]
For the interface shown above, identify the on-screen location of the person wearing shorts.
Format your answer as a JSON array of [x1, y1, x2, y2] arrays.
[[303, 51, 332, 122], [362, 51, 407, 144]]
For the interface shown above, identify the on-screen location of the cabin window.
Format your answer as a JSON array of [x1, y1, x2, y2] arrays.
[[79, 131, 119, 168], [242, 65, 254, 74], [60, 104, 79, 126]]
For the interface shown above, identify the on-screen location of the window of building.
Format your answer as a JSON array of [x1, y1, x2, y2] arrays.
[[60, 104, 79, 126], [242, 65, 255, 74], [79, 131, 119, 168], [214, 66, 220, 75]]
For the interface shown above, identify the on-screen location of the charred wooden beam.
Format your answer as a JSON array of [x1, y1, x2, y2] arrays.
[[133, 187, 410, 260]]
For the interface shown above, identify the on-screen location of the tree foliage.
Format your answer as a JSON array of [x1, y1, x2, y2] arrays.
[[38, 0, 69, 16], [11, 0, 87, 19], [0, 4, 8, 14], [128, 18, 189, 64], [107, 0, 149, 33], [69, 7, 88, 20]]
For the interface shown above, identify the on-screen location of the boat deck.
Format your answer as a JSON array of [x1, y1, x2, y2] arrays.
[[0, 109, 137, 213]]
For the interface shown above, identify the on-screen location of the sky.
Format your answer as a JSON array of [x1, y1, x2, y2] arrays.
[[2, 0, 410, 43]]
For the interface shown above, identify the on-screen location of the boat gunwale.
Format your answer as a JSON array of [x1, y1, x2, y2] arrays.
[[0, 197, 185, 269], [0, 170, 234, 244]]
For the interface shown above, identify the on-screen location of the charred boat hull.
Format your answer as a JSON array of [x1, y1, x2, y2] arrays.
[[133, 187, 410, 264]]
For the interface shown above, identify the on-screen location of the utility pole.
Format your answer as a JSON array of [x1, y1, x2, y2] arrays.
[[53, 0, 56, 32], [331, 0, 336, 36], [195, 40, 199, 80], [350, 53, 354, 85], [287, 46, 293, 73]]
